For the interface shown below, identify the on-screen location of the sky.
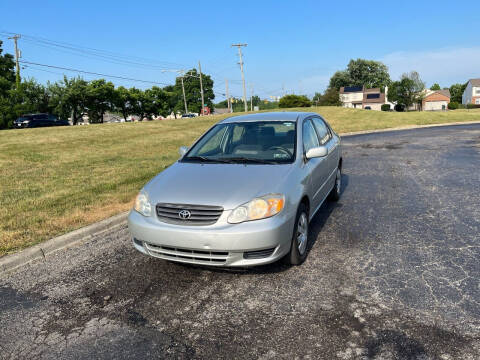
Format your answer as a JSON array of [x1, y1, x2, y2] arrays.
[[0, 0, 479, 101]]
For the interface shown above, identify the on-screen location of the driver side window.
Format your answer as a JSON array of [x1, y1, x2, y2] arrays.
[[303, 120, 319, 152], [311, 117, 331, 145], [196, 126, 228, 156]]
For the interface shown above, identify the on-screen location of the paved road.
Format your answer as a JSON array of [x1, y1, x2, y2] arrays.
[[1, 124, 479, 359]]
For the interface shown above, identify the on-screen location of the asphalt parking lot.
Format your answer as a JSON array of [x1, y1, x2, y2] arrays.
[[1, 123, 479, 359]]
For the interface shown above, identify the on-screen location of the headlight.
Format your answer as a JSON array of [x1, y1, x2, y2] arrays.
[[134, 191, 152, 217], [228, 194, 285, 224]]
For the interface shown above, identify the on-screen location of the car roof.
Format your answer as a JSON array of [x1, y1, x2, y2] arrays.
[[219, 111, 318, 124]]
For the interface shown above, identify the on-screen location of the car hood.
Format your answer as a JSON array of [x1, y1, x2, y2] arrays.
[[144, 162, 295, 210]]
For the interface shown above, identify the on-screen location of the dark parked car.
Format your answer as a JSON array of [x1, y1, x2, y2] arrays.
[[14, 114, 70, 128]]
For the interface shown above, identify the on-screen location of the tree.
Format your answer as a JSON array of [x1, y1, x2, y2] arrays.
[[0, 40, 16, 129], [128, 88, 146, 120], [85, 79, 115, 123], [448, 102, 459, 110], [328, 70, 351, 90], [162, 85, 179, 117], [145, 86, 171, 117], [387, 71, 425, 111], [16, 78, 50, 114], [279, 94, 311, 108], [449, 83, 468, 103], [1, 79, 52, 128], [430, 83, 441, 90], [59, 76, 88, 125], [347, 59, 391, 89], [174, 69, 214, 114], [0, 62, 218, 128], [313, 88, 341, 106], [113, 86, 135, 121], [0, 40, 15, 86], [329, 59, 391, 90]]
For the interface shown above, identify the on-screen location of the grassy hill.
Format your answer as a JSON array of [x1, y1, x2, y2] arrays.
[[1, 107, 479, 255]]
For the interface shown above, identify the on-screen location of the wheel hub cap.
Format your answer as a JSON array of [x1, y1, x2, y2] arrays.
[[297, 213, 308, 255]]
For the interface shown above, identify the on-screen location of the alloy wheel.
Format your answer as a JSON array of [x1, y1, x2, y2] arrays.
[[297, 212, 308, 255]]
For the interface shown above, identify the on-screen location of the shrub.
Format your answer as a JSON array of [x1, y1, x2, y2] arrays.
[[466, 103, 479, 109], [381, 104, 391, 111], [448, 102, 459, 110], [394, 104, 405, 112], [279, 95, 312, 108]]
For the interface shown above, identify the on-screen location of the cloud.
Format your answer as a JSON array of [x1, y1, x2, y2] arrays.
[[381, 47, 480, 86]]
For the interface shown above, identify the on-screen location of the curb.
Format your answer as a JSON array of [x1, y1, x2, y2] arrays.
[[2, 120, 480, 275], [0, 211, 128, 275], [340, 120, 480, 137]]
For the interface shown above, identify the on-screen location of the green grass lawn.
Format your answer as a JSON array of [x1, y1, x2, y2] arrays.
[[1, 107, 479, 256]]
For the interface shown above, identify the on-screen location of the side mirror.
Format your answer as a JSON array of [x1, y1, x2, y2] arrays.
[[179, 146, 189, 157], [305, 146, 328, 159]]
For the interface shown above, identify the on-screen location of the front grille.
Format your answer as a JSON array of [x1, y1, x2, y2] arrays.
[[243, 248, 276, 259], [156, 203, 223, 225], [145, 243, 228, 264]]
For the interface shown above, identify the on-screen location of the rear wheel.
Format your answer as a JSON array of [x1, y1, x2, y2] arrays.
[[285, 203, 309, 265], [329, 167, 342, 201]]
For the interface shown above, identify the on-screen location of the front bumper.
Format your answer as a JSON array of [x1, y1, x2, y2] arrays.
[[127, 208, 296, 267]]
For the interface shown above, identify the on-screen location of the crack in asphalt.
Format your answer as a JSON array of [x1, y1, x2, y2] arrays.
[[1, 124, 480, 359]]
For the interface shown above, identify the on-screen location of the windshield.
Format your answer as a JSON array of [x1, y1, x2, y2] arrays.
[[183, 121, 296, 164], [17, 116, 32, 122]]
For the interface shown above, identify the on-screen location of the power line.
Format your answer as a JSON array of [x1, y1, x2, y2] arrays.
[[19, 60, 171, 86], [2, 31, 251, 102], [0, 31, 185, 70]]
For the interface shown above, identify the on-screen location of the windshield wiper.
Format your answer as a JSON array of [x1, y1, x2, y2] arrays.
[[183, 156, 232, 163], [220, 157, 280, 164], [184, 156, 282, 164]]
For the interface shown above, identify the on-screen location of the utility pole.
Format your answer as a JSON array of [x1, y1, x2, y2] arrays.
[[231, 43, 248, 112], [8, 34, 21, 88], [225, 79, 231, 113], [180, 73, 188, 114], [162, 69, 188, 114], [250, 84, 254, 111], [198, 61, 205, 115]]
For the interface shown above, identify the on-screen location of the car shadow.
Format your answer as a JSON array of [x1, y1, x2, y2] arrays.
[[174, 174, 349, 276]]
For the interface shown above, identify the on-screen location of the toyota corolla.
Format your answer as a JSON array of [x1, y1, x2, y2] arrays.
[[127, 112, 342, 266]]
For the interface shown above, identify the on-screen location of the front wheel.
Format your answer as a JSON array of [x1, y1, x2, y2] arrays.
[[329, 167, 342, 201], [285, 203, 309, 265]]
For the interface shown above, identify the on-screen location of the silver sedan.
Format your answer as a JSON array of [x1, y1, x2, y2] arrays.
[[128, 112, 342, 267]]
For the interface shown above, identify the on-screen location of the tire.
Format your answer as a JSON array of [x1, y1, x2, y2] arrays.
[[328, 167, 342, 201], [285, 203, 309, 266]]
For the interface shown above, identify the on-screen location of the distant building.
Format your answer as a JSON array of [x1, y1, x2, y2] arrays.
[[103, 112, 124, 123], [462, 79, 480, 105], [340, 86, 392, 111], [213, 108, 231, 115], [339, 86, 364, 109], [422, 89, 450, 111], [363, 88, 386, 111]]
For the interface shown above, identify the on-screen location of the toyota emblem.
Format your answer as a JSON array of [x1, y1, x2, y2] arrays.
[[178, 210, 191, 220]]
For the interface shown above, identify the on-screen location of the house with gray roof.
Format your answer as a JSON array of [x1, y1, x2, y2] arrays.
[[462, 79, 480, 105]]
